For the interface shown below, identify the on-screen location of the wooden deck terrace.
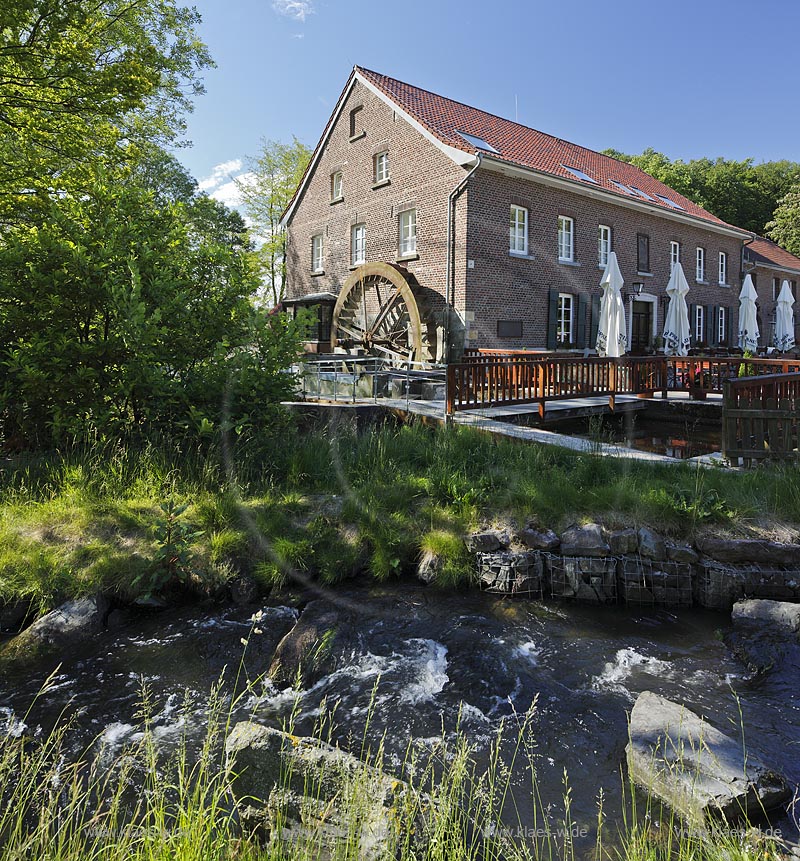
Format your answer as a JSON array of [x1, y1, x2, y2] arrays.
[[446, 353, 800, 417]]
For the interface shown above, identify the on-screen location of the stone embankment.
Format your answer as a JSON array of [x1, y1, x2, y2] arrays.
[[435, 524, 800, 610]]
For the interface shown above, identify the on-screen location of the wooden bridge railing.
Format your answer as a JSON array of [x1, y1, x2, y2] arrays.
[[446, 355, 800, 416], [722, 373, 800, 466]]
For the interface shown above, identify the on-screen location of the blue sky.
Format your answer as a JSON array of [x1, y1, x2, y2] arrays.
[[183, 0, 800, 205]]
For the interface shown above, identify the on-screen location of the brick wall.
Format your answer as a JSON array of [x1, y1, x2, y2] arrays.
[[284, 78, 470, 358], [285, 76, 752, 359], [464, 168, 744, 351], [751, 264, 800, 347]]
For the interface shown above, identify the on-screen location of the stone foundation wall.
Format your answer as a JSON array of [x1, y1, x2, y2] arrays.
[[469, 525, 800, 611]]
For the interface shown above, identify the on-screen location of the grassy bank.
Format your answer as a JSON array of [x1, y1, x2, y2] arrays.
[[2, 421, 800, 611]]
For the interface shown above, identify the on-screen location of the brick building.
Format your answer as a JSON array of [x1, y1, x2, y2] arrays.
[[282, 66, 791, 361], [744, 236, 800, 347]]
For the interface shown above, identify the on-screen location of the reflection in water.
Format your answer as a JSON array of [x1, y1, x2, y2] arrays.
[[554, 414, 721, 459]]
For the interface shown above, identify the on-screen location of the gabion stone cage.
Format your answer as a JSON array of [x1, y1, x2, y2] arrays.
[[620, 558, 694, 606], [547, 554, 617, 603], [478, 550, 545, 597]]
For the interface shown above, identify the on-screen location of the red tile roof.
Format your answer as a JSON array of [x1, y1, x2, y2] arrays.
[[746, 235, 800, 273], [357, 67, 740, 232]]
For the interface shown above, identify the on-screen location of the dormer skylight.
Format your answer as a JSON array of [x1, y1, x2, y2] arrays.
[[561, 164, 598, 184], [655, 194, 685, 211], [456, 131, 499, 154]]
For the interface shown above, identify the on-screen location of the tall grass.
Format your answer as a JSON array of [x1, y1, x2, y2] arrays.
[[0, 673, 788, 861], [2, 421, 800, 607]]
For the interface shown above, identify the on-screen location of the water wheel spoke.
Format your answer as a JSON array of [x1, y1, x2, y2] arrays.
[[336, 321, 367, 342], [331, 263, 426, 365], [367, 289, 402, 338]]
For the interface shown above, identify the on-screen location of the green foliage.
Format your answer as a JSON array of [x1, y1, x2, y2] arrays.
[[604, 147, 800, 235], [766, 183, 800, 256], [421, 529, 475, 588], [0, 0, 212, 222], [150, 500, 204, 588], [738, 350, 756, 378], [0, 162, 307, 448], [237, 138, 312, 304]]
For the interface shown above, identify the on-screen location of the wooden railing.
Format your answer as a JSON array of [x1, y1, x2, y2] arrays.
[[446, 355, 800, 415], [722, 373, 800, 466]]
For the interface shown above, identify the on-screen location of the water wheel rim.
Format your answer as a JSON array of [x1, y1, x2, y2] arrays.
[[331, 262, 424, 364]]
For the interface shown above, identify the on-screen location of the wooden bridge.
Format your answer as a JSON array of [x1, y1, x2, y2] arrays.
[[723, 372, 800, 466], [446, 351, 800, 418]]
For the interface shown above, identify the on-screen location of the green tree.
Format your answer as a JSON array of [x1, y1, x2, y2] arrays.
[[766, 184, 800, 256], [237, 138, 312, 304], [0, 0, 211, 221], [603, 148, 800, 235], [0, 160, 306, 448]]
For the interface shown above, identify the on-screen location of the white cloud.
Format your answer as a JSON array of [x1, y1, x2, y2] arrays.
[[197, 159, 243, 192], [210, 171, 255, 209], [272, 0, 314, 22]]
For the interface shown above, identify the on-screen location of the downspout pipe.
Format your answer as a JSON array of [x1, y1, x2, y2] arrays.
[[444, 152, 482, 363], [741, 232, 757, 275]]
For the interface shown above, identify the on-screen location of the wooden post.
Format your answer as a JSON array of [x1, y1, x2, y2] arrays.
[[446, 364, 456, 415], [608, 360, 617, 411]]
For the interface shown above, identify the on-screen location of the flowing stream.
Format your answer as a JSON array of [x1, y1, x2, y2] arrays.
[[1, 583, 798, 852]]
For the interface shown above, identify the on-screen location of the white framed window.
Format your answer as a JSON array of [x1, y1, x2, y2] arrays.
[[509, 205, 528, 255], [718, 251, 727, 285], [598, 224, 611, 267], [718, 307, 726, 344], [696, 247, 705, 282], [398, 208, 417, 257], [695, 304, 705, 342], [350, 223, 366, 266], [311, 234, 324, 273], [558, 216, 574, 262], [374, 151, 389, 183], [331, 171, 343, 201], [557, 293, 574, 344], [670, 241, 680, 272]]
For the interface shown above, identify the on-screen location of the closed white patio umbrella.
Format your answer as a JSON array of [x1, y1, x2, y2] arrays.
[[738, 274, 760, 353], [774, 279, 796, 352], [596, 251, 627, 357], [662, 262, 691, 356]]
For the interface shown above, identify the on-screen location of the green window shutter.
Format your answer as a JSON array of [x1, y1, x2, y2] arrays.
[[727, 306, 734, 346], [590, 294, 601, 347], [688, 303, 697, 344], [577, 293, 588, 347], [705, 305, 714, 346], [710, 305, 719, 347], [547, 288, 559, 349]]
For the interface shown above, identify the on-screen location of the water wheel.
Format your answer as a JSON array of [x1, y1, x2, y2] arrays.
[[330, 262, 432, 364]]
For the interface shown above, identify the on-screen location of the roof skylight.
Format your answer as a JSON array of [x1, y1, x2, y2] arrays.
[[655, 194, 685, 211], [561, 164, 598, 184], [456, 131, 499, 154], [628, 186, 655, 201], [610, 180, 636, 196]]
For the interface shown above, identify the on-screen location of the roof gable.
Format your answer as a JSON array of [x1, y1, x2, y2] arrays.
[[356, 67, 740, 232]]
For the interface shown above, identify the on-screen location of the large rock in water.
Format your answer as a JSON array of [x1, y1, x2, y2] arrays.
[[268, 600, 356, 689], [226, 722, 417, 859], [728, 599, 800, 676], [2, 596, 110, 660], [732, 599, 800, 634], [626, 691, 789, 822]]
